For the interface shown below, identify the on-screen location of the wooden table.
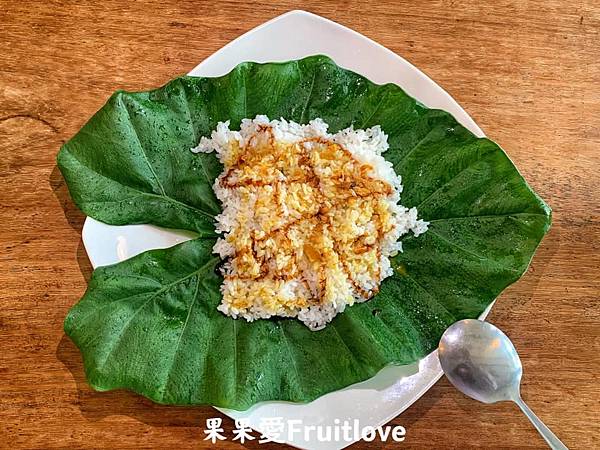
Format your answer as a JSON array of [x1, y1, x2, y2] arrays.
[[1, 1, 598, 448]]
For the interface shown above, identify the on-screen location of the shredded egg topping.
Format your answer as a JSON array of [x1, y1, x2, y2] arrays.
[[193, 117, 428, 330]]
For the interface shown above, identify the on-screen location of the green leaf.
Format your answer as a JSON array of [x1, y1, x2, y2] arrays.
[[58, 79, 223, 236], [60, 55, 551, 410]]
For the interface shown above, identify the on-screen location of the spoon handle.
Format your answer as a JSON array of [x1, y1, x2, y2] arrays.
[[515, 397, 568, 450]]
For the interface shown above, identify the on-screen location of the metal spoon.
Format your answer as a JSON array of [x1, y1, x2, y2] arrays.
[[438, 319, 568, 450]]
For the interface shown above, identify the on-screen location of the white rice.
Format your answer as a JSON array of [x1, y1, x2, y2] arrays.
[[192, 115, 428, 330]]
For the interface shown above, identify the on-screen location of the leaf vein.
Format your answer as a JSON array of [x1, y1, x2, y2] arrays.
[[428, 228, 519, 273], [160, 273, 201, 400], [415, 149, 496, 210], [299, 70, 317, 124], [179, 80, 219, 213], [427, 212, 547, 222], [401, 273, 455, 321], [119, 95, 168, 197], [393, 127, 440, 170], [63, 149, 216, 220], [279, 326, 304, 398], [92, 257, 219, 374], [360, 92, 389, 129]]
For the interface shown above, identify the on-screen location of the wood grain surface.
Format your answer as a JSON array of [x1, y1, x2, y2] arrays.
[[1, 1, 598, 449]]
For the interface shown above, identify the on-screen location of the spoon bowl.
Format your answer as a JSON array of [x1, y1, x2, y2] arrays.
[[438, 319, 522, 404], [438, 319, 568, 450]]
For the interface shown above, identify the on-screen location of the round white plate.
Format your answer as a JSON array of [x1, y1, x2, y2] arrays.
[[81, 10, 490, 450]]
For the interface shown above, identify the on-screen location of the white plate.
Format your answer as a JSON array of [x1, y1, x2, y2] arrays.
[[82, 10, 490, 449]]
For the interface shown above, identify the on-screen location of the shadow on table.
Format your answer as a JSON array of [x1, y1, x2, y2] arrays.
[[49, 165, 85, 232], [49, 165, 93, 282], [486, 221, 561, 326]]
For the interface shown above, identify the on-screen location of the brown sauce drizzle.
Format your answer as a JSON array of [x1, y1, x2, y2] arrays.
[[221, 124, 392, 305]]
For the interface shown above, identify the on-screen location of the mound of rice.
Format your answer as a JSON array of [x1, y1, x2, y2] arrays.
[[192, 115, 428, 330]]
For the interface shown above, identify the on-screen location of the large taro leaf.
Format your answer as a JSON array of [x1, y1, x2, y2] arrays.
[[59, 55, 551, 410]]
